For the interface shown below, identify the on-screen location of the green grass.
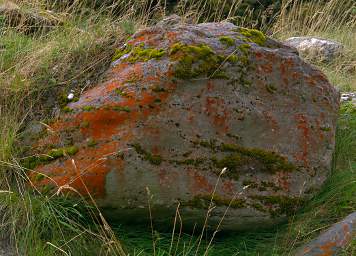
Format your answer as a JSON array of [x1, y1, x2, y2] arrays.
[[0, 0, 355, 255]]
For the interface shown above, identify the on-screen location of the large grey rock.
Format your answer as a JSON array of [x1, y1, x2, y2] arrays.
[[25, 18, 340, 230], [285, 37, 343, 62], [295, 212, 356, 256]]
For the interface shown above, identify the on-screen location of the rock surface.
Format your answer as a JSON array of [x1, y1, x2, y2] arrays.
[[295, 212, 356, 256], [24, 17, 340, 230], [285, 37, 343, 62]]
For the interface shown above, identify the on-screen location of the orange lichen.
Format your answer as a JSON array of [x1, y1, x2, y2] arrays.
[[295, 114, 310, 167], [205, 96, 230, 133]]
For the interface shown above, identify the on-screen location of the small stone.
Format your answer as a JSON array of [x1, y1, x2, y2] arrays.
[[295, 212, 356, 256], [284, 37, 343, 62], [67, 93, 74, 100]]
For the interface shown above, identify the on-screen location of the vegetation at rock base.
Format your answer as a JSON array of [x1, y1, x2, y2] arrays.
[[0, 0, 355, 256]]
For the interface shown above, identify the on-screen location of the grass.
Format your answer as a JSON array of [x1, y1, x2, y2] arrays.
[[0, 0, 355, 255]]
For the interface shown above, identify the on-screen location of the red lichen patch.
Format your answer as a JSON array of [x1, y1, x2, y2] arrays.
[[166, 31, 178, 44], [79, 109, 134, 140], [205, 96, 230, 133], [32, 141, 121, 197], [318, 241, 337, 256], [128, 29, 163, 47], [207, 81, 214, 92], [188, 169, 214, 194], [315, 119, 325, 141], [279, 58, 295, 86], [295, 114, 310, 167], [262, 110, 279, 132], [341, 223, 352, 245], [260, 63, 273, 73], [222, 180, 235, 194], [255, 52, 263, 59], [158, 168, 180, 188], [292, 71, 301, 80], [305, 75, 317, 87]]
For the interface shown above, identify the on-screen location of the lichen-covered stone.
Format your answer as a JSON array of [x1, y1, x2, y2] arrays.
[[25, 17, 340, 230], [295, 212, 356, 256]]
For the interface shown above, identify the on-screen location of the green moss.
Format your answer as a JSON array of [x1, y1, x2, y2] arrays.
[[132, 143, 162, 165], [210, 70, 230, 79], [112, 106, 131, 112], [320, 126, 331, 132], [184, 194, 245, 209], [151, 86, 167, 93], [198, 139, 218, 151], [169, 43, 235, 80], [212, 154, 245, 180], [35, 173, 45, 182], [198, 141, 295, 175], [236, 28, 267, 46], [42, 184, 55, 194], [127, 45, 165, 63], [226, 55, 238, 63], [260, 181, 281, 192], [242, 180, 258, 189], [51, 145, 78, 157], [48, 148, 65, 158], [112, 44, 133, 62], [113, 43, 165, 63], [249, 202, 266, 212], [21, 146, 79, 170], [266, 84, 277, 94], [251, 195, 304, 216], [115, 88, 129, 97], [87, 138, 97, 147], [58, 93, 79, 107], [219, 36, 235, 47], [154, 98, 161, 103], [172, 158, 205, 167], [62, 106, 73, 113], [82, 106, 95, 112], [80, 121, 90, 128], [219, 143, 296, 173], [238, 44, 251, 55], [226, 133, 241, 140]]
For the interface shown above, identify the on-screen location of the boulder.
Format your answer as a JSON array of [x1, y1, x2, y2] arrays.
[[295, 212, 356, 256], [284, 37, 343, 62], [24, 17, 340, 230]]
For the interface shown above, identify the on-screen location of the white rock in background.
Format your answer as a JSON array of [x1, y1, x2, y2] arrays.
[[67, 93, 74, 100], [341, 92, 356, 104], [284, 37, 343, 62]]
